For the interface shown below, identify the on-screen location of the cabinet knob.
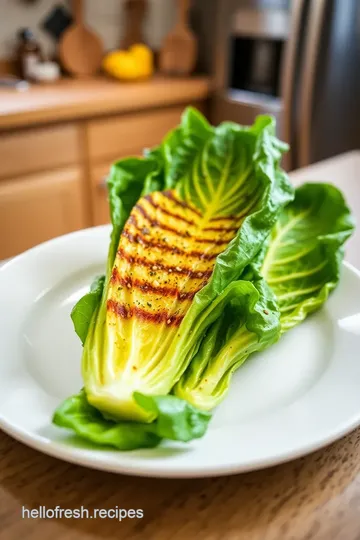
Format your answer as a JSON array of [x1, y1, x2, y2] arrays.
[[98, 175, 108, 190]]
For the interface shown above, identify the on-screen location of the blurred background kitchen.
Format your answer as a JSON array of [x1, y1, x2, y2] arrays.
[[0, 0, 359, 261]]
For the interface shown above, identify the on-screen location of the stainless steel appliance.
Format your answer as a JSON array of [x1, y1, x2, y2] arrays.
[[192, 0, 360, 170]]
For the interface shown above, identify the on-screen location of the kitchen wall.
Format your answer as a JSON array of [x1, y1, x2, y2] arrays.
[[0, 0, 176, 59]]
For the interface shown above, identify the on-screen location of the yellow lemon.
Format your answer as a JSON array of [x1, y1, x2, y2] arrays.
[[103, 45, 154, 81], [129, 44, 154, 79], [130, 44, 153, 63]]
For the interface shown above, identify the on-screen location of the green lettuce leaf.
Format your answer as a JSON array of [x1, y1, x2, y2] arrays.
[[258, 183, 355, 332], [174, 276, 280, 410], [186, 116, 292, 297], [161, 107, 214, 187], [53, 390, 211, 450], [71, 276, 105, 346]]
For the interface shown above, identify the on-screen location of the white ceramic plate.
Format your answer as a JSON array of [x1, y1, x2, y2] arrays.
[[1, 226, 360, 478]]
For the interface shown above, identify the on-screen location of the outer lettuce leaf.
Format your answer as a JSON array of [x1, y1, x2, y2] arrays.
[[174, 277, 280, 410], [71, 276, 105, 346], [187, 117, 292, 297], [53, 391, 160, 450], [162, 107, 214, 188], [258, 183, 355, 332], [53, 390, 210, 450]]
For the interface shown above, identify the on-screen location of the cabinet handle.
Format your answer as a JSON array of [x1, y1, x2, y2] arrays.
[[98, 175, 108, 190]]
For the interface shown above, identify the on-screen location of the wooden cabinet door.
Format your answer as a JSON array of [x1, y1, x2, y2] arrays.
[[87, 107, 185, 163], [0, 124, 81, 180], [0, 167, 86, 260]]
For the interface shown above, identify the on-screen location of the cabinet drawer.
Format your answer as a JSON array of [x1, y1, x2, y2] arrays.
[[88, 107, 184, 163], [0, 167, 86, 259], [0, 124, 81, 180]]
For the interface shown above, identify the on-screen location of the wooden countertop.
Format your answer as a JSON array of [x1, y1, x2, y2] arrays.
[[1, 152, 360, 540], [1, 430, 360, 540], [0, 75, 211, 130]]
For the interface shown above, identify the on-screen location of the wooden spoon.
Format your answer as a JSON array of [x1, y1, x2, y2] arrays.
[[120, 0, 148, 50], [159, 0, 197, 76], [59, 0, 103, 77]]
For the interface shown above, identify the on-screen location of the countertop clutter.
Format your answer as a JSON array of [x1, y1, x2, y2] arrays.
[[1, 152, 360, 540]]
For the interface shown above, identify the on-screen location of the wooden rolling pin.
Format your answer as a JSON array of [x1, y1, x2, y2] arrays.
[[159, 0, 197, 76]]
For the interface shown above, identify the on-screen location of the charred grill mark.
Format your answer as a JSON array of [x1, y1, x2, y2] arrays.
[[122, 228, 220, 261], [144, 194, 197, 226], [107, 299, 130, 319], [163, 190, 202, 217], [131, 209, 229, 246], [117, 248, 213, 279], [111, 267, 204, 300], [133, 206, 183, 238], [134, 279, 199, 300], [134, 204, 154, 224], [144, 193, 243, 234], [107, 299, 184, 327]]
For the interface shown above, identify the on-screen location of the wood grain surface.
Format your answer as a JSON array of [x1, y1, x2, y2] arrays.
[[0, 75, 210, 131], [1, 427, 360, 540]]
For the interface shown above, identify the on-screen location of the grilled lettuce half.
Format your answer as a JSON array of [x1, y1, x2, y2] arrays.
[[80, 109, 292, 423], [175, 182, 355, 410], [52, 108, 292, 445]]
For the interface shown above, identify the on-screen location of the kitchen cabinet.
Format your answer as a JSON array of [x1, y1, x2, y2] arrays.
[[87, 107, 185, 163], [0, 168, 86, 259], [0, 124, 80, 180]]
